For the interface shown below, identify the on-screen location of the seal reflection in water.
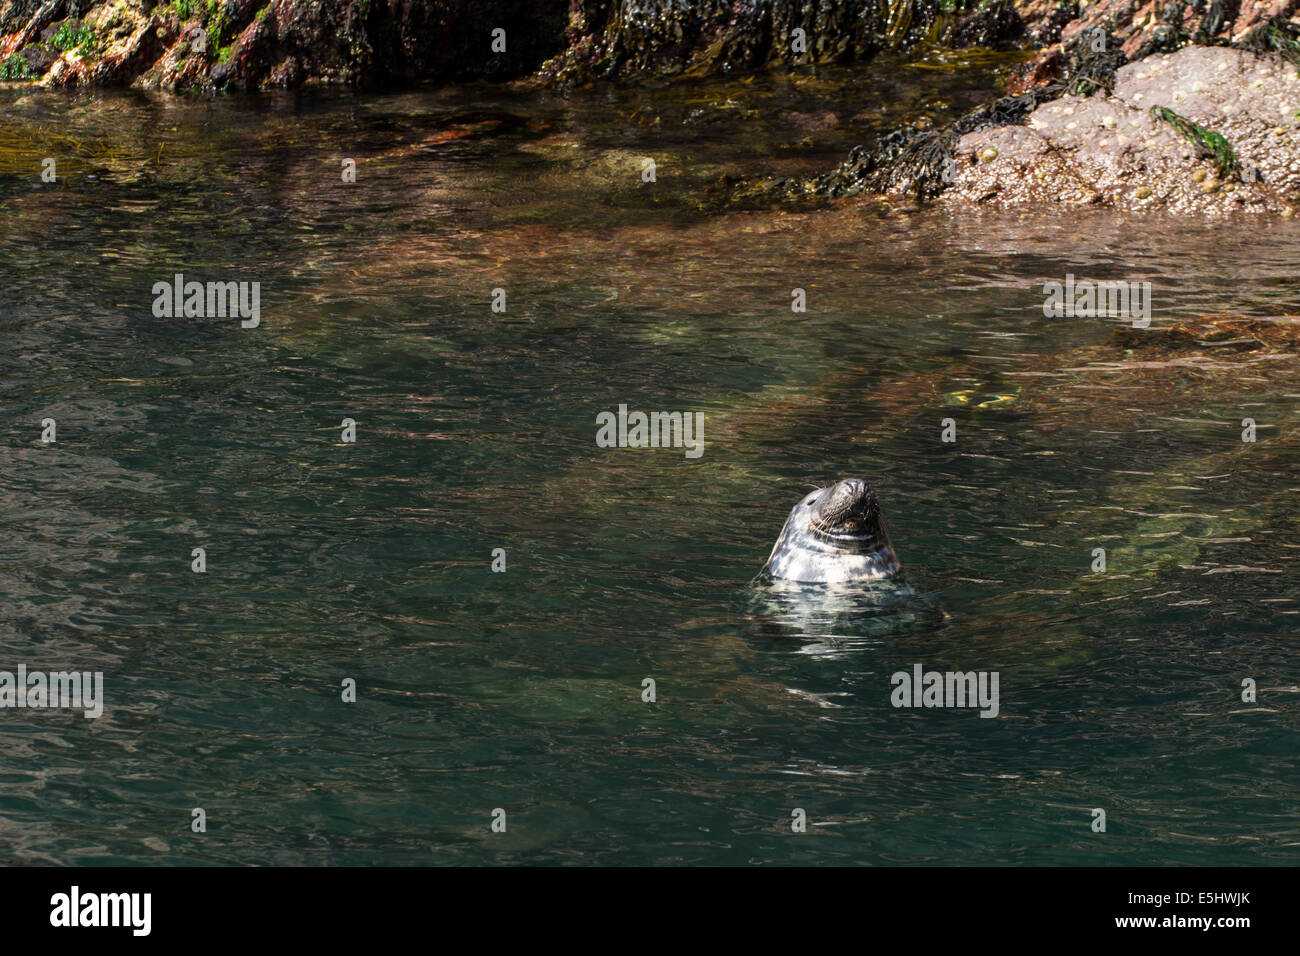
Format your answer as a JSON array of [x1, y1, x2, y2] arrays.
[[763, 478, 901, 583]]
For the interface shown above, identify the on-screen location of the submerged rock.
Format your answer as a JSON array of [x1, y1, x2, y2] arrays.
[[1110, 313, 1300, 352]]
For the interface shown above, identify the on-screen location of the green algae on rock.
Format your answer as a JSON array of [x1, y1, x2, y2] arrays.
[[1151, 105, 1240, 181], [0, 0, 572, 90], [946, 46, 1300, 214], [0, 0, 1077, 91], [537, 0, 1035, 84]]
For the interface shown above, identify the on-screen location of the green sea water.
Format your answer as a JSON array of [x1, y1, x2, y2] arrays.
[[1, 58, 1298, 865]]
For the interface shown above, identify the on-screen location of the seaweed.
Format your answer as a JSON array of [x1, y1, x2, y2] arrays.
[[1061, 30, 1126, 96], [838, 83, 1062, 201], [761, 33, 1122, 204], [1151, 105, 1239, 180], [0, 53, 28, 81], [1238, 15, 1300, 72], [48, 21, 97, 56], [836, 127, 958, 201]]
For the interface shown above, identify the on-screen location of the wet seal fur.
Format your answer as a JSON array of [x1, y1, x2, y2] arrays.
[[762, 479, 901, 583]]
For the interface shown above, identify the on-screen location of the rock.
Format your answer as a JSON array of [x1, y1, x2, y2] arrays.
[[538, 0, 1039, 83], [210, 14, 277, 89], [1111, 314, 1300, 352], [4, 0, 572, 89], [42, 5, 163, 88], [0, 0, 1217, 90], [945, 46, 1300, 214], [1010, 0, 1300, 98]]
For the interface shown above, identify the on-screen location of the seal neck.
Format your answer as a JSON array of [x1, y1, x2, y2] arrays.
[[808, 523, 887, 554]]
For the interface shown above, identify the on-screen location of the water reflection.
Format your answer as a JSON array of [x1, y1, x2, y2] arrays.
[[745, 578, 930, 658]]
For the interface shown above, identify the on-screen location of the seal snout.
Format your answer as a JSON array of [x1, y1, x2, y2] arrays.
[[810, 477, 879, 536]]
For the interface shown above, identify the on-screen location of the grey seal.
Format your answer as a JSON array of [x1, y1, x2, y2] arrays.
[[762, 478, 902, 583]]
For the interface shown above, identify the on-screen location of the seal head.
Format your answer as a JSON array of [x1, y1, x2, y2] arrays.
[[762, 478, 901, 583]]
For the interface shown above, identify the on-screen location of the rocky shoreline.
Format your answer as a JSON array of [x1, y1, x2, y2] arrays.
[[764, 33, 1300, 215], [0, 1, 1047, 92], [3, 1, 1300, 214], [0, 0, 569, 90], [949, 44, 1300, 214]]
